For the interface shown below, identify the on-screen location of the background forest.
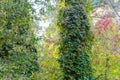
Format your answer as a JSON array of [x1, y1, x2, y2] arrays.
[[0, 0, 120, 80]]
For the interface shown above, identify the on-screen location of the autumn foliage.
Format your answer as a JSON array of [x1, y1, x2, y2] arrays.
[[97, 14, 112, 34]]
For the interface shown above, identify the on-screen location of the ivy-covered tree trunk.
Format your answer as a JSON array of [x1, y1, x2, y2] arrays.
[[58, 0, 94, 80], [0, 0, 39, 78]]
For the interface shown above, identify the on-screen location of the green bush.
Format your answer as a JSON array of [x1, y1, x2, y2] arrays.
[[0, 0, 39, 79], [58, 0, 94, 80]]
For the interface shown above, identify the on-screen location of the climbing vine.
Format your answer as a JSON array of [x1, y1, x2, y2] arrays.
[[58, 0, 94, 80]]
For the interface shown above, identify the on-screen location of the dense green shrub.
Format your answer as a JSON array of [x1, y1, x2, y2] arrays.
[[58, 0, 94, 80], [0, 0, 39, 79]]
